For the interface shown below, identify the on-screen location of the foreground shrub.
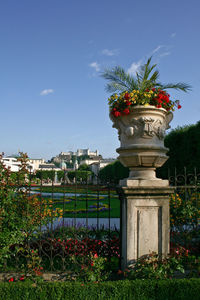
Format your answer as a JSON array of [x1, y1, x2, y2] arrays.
[[0, 153, 62, 271], [0, 279, 200, 300], [127, 252, 184, 280]]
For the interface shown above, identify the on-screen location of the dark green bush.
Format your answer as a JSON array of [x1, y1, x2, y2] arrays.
[[0, 279, 200, 300], [99, 160, 129, 184], [157, 121, 200, 178]]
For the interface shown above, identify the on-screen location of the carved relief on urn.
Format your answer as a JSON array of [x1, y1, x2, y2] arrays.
[[110, 106, 173, 185]]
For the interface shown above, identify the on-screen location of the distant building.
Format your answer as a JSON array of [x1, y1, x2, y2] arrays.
[[79, 157, 101, 167], [76, 149, 99, 157], [89, 159, 116, 184], [28, 158, 45, 171], [2, 157, 22, 172], [38, 163, 61, 171], [89, 159, 116, 176], [52, 148, 100, 169], [60, 160, 67, 169], [2, 157, 53, 172]]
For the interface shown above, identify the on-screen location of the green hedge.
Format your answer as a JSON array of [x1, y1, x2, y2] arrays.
[[99, 160, 129, 184], [157, 121, 200, 178], [0, 279, 200, 300]]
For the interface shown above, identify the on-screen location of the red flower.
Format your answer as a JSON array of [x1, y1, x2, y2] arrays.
[[123, 108, 130, 115], [20, 276, 25, 281], [94, 253, 98, 258], [126, 101, 131, 106], [91, 262, 94, 267], [124, 92, 130, 100], [9, 278, 14, 282], [178, 105, 182, 109], [113, 111, 121, 117]]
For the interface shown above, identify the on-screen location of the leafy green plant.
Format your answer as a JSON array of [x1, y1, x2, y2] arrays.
[[102, 57, 191, 116], [18, 247, 44, 278], [127, 252, 185, 279], [0, 153, 62, 270], [102, 57, 191, 94], [67, 253, 110, 282]]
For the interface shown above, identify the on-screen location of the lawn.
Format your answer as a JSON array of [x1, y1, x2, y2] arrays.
[[32, 186, 120, 218]]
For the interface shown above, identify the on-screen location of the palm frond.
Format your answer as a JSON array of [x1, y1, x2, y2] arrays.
[[105, 82, 127, 93], [138, 57, 156, 81], [157, 82, 192, 92], [137, 57, 160, 91], [148, 70, 160, 83], [135, 72, 141, 89], [102, 57, 191, 95], [101, 66, 138, 93]]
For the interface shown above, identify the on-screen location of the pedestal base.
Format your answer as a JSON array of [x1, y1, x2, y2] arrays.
[[119, 178, 169, 187], [117, 185, 174, 270]]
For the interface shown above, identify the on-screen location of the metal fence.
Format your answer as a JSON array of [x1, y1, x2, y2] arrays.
[[0, 169, 121, 274], [0, 165, 199, 275], [168, 168, 200, 255]]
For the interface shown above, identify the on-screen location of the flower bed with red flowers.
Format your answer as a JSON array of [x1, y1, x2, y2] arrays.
[[30, 235, 120, 261]]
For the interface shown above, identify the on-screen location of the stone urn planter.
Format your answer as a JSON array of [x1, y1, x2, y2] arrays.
[[110, 105, 173, 186]]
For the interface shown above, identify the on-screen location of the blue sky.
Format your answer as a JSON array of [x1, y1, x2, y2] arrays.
[[0, 0, 200, 160]]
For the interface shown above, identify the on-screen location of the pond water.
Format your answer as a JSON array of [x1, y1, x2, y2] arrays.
[[30, 191, 108, 198], [44, 217, 120, 231]]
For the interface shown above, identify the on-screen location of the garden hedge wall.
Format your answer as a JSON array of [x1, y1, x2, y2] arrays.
[[0, 279, 200, 300], [157, 121, 200, 178], [99, 160, 129, 184]]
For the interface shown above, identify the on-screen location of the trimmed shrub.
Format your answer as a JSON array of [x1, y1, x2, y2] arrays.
[[0, 279, 200, 300], [157, 121, 200, 179]]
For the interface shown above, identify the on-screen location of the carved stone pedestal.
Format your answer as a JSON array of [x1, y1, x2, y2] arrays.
[[110, 105, 174, 269], [117, 185, 174, 270]]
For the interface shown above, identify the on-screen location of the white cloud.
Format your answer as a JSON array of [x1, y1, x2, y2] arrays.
[[170, 32, 176, 38], [127, 60, 142, 75], [40, 89, 54, 96], [89, 62, 100, 72], [102, 49, 119, 56], [159, 52, 171, 57], [152, 45, 163, 54], [148, 44, 172, 60]]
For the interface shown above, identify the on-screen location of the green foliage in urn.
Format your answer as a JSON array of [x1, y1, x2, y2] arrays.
[[101, 57, 191, 116]]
